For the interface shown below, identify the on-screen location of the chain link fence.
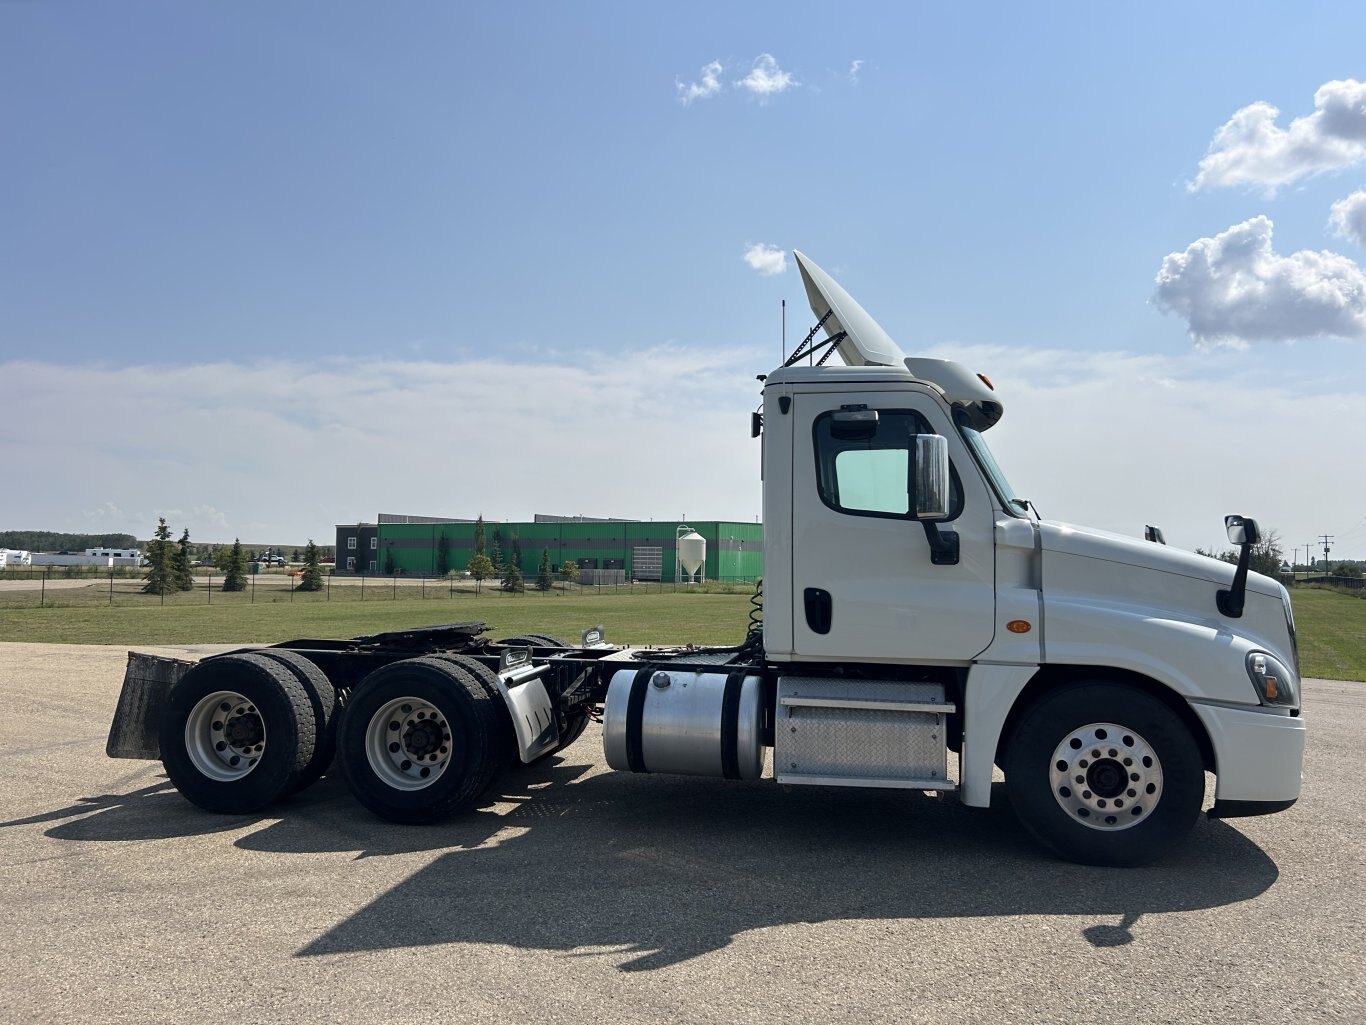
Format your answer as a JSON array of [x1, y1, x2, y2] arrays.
[[0, 566, 761, 610]]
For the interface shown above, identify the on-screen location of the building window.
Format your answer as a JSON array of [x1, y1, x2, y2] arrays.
[[369, 560, 377, 573], [346, 556, 355, 570], [370, 537, 378, 550], [348, 538, 357, 550]]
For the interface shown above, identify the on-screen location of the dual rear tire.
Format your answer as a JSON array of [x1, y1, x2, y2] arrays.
[[160, 652, 323, 815], [338, 656, 504, 824]]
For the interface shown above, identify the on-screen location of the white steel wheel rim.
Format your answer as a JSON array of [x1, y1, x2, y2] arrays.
[[185, 690, 266, 782], [1049, 722, 1163, 832], [365, 696, 454, 791]]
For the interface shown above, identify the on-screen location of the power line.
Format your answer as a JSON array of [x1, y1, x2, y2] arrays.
[[1319, 534, 1334, 568]]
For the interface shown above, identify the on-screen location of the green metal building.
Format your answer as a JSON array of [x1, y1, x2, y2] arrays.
[[335, 515, 763, 582]]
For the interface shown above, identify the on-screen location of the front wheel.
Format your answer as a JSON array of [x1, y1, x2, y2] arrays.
[[1003, 682, 1204, 866]]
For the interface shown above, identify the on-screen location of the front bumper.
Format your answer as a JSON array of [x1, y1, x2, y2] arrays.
[[1191, 701, 1305, 805]]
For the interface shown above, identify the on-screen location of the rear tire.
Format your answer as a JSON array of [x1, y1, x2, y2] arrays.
[[1003, 681, 1204, 866], [428, 653, 516, 770], [253, 649, 338, 793], [339, 657, 501, 824], [160, 653, 316, 814]]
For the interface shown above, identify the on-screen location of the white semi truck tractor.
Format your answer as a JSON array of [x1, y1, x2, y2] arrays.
[[106, 252, 1305, 866]]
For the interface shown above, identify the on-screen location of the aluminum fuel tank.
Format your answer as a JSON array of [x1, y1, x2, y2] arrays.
[[603, 667, 764, 780]]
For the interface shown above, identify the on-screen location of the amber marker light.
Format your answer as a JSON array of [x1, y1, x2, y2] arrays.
[[1007, 620, 1031, 633], [977, 373, 994, 390]]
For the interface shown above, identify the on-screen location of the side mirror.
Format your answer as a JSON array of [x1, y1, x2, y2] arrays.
[[911, 434, 951, 521], [1225, 515, 1261, 547], [1218, 514, 1261, 618]]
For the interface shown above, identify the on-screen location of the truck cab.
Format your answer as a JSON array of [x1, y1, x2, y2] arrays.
[[754, 252, 1304, 859]]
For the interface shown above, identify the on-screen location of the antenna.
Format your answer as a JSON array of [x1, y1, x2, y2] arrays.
[[781, 299, 786, 363]]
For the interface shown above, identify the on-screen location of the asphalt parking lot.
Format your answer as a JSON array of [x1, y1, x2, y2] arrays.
[[1, 643, 1362, 1025]]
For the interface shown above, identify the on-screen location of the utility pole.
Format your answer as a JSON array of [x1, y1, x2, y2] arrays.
[[1320, 534, 1334, 575], [1305, 541, 1318, 572]]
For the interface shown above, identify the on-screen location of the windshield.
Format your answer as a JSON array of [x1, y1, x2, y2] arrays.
[[955, 410, 1026, 516]]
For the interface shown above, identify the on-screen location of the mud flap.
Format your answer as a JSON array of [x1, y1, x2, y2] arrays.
[[106, 652, 195, 760]]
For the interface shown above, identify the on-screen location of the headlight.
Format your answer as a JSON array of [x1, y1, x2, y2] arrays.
[[1246, 651, 1299, 709]]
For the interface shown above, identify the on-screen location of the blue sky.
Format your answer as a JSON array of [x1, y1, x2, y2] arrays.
[[3, 2, 1366, 560]]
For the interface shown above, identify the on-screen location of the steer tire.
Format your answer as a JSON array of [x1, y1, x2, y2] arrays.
[[1003, 681, 1204, 867], [160, 653, 316, 815], [339, 657, 502, 824], [253, 649, 338, 793]]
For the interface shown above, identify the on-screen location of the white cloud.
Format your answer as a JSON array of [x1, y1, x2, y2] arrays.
[[1191, 79, 1366, 193], [1329, 189, 1366, 246], [676, 60, 723, 106], [0, 349, 765, 543], [736, 54, 797, 99], [6, 344, 1364, 562], [918, 343, 1366, 555], [1153, 215, 1366, 344], [742, 243, 787, 276], [848, 59, 863, 83]]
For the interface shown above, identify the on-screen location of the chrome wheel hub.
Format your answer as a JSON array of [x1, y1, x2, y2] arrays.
[[1049, 722, 1163, 831], [365, 697, 453, 791], [185, 690, 265, 782]]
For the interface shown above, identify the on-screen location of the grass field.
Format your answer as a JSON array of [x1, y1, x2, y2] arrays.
[[0, 590, 757, 648], [1290, 587, 1366, 681], [0, 582, 1360, 681]]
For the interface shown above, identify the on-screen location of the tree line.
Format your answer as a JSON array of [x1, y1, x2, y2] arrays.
[[0, 530, 138, 553], [142, 518, 325, 595]]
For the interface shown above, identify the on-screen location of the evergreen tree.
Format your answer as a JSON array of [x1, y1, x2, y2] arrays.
[[490, 527, 504, 571], [501, 560, 524, 592], [291, 548, 300, 562], [536, 548, 553, 591], [222, 538, 247, 592], [510, 533, 523, 574], [172, 527, 195, 591], [298, 539, 323, 591], [474, 515, 486, 557], [436, 532, 451, 576], [467, 553, 495, 595], [142, 518, 173, 595]]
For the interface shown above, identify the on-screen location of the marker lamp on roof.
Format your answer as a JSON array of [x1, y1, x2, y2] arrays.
[[1246, 651, 1298, 709], [977, 373, 994, 390]]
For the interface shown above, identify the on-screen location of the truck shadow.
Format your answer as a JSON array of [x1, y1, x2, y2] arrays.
[[9, 780, 266, 840], [28, 753, 1281, 971], [269, 758, 1278, 971]]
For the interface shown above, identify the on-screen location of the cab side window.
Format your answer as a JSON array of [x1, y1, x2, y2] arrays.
[[813, 409, 963, 520]]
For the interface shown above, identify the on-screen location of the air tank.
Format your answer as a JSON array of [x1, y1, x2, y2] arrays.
[[676, 525, 706, 584]]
